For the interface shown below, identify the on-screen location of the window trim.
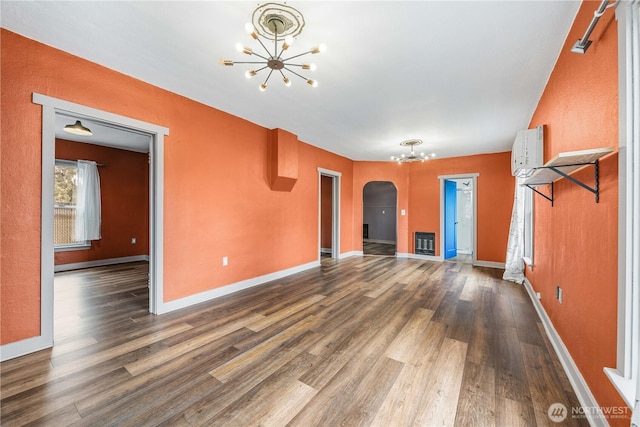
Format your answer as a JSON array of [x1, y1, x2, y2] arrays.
[[604, 0, 639, 409], [523, 183, 534, 268]]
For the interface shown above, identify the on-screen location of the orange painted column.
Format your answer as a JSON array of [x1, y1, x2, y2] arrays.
[[269, 128, 298, 191]]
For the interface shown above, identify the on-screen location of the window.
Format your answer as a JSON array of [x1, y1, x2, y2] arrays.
[[523, 184, 534, 267], [54, 159, 89, 249]]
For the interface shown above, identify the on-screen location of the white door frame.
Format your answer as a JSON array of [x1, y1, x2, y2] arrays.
[[438, 173, 479, 264], [318, 168, 341, 259], [0, 93, 169, 361]]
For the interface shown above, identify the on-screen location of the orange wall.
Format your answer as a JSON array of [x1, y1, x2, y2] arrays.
[[353, 153, 514, 263], [525, 0, 625, 422], [54, 139, 149, 265], [0, 29, 354, 343], [408, 152, 514, 262]]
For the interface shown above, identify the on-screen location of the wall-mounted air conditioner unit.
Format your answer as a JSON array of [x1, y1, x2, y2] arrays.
[[511, 125, 544, 177]]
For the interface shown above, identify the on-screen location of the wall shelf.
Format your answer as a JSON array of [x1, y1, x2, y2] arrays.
[[522, 147, 614, 206]]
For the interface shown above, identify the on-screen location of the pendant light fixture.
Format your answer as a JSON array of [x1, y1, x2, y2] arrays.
[[391, 139, 435, 163], [220, 3, 325, 91], [63, 120, 93, 136]]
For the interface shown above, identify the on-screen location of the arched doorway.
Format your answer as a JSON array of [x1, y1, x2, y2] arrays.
[[363, 181, 397, 256]]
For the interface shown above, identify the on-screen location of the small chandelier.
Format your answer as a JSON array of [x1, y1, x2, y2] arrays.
[[391, 139, 435, 163], [219, 3, 325, 91]]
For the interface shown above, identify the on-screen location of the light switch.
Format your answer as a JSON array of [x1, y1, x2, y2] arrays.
[[401, 209, 406, 216]]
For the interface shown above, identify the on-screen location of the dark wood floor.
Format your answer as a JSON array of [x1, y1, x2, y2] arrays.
[[0, 257, 587, 426], [363, 241, 396, 256]]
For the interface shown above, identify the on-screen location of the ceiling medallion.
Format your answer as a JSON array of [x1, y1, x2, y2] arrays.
[[219, 2, 325, 91], [391, 139, 436, 163], [252, 3, 305, 41]]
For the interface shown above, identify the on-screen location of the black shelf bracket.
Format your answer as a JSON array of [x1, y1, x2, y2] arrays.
[[525, 182, 554, 206], [525, 160, 601, 206], [548, 159, 600, 203]]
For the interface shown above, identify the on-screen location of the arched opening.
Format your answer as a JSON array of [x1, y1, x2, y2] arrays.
[[362, 181, 397, 256]]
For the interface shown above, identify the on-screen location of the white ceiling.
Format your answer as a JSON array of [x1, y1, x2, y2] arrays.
[[1, 1, 581, 161]]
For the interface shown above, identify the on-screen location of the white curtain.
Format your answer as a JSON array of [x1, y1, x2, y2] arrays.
[[74, 160, 101, 241], [503, 176, 525, 284]]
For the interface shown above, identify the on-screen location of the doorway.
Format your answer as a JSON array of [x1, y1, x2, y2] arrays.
[[320, 175, 333, 258], [27, 93, 169, 359], [318, 168, 341, 259], [444, 179, 457, 259], [439, 173, 478, 264], [363, 181, 397, 256], [53, 119, 152, 338]]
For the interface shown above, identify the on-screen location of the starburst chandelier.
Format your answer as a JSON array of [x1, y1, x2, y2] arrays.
[[391, 139, 436, 163], [219, 3, 326, 91]]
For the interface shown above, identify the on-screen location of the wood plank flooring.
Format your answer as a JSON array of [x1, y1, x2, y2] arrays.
[[363, 241, 396, 256], [0, 257, 588, 426]]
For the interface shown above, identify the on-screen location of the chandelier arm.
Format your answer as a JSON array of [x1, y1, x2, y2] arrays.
[[281, 51, 312, 62], [248, 51, 271, 61], [283, 66, 309, 81], [275, 34, 290, 61], [255, 37, 274, 59], [263, 69, 275, 85], [278, 69, 290, 84], [232, 61, 270, 65]]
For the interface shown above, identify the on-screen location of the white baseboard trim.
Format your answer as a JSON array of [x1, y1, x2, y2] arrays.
[[473, 260, 505, 269], [398, 252, 443, 262], [0, 334, 53, 362], [320, 248, 332, 254], [54, 255, 149, 272], [157, 260, 320, 315], [339, 251, 362, 259], [523, 278, 605, 427]]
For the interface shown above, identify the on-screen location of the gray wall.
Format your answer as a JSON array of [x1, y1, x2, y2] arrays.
[[363, 181, 397, 242]]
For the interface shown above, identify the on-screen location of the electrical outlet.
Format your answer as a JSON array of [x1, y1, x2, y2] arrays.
[[222, 256, 228, 266], [556, 285, 563, 304], [131, 237, 136, 244]]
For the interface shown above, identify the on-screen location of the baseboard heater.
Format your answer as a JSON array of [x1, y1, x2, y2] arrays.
[[415, 232, 435, 256]]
